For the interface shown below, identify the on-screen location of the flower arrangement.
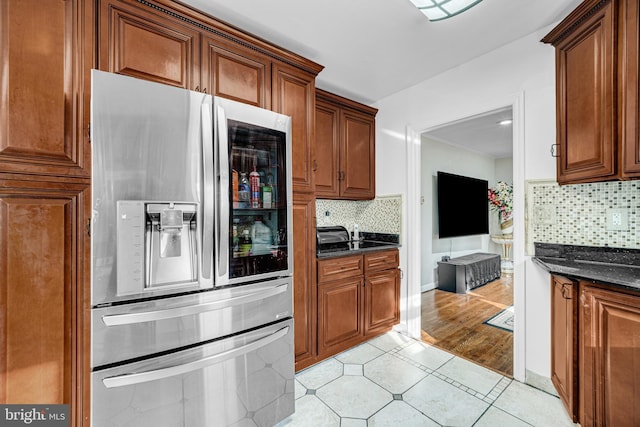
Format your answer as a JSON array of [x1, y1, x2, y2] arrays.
[[488, 181, 513, 221]]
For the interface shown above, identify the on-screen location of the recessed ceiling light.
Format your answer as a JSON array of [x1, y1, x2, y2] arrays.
[[498, 119, 513, 126], [409, 0, 484, 22]]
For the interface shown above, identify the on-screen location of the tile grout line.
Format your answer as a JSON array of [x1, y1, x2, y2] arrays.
[[388, 343, 512, 405]]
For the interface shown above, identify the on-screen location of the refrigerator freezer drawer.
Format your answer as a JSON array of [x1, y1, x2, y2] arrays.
[[92, 278, 292, 367], [92, 319, 294, 427]]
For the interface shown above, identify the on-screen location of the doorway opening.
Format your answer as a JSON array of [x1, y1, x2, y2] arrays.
[[419, 106, 514, 377]]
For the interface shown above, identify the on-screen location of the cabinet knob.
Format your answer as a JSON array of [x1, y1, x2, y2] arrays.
[[313, 159, 318, 171]]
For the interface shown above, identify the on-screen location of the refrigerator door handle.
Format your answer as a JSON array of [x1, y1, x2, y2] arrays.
[[101, 282, 289, 326], [216, 104, 230, 278], [102, 325, 290, 388], [201, 102, 214, 280]]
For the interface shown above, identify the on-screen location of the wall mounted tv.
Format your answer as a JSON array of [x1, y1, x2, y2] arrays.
[[437, 171, 489, 238]]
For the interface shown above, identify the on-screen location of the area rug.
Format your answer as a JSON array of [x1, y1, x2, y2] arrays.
[[484, 305, 514, 332]]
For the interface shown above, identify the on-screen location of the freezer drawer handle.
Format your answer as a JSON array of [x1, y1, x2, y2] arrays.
[[101, 283, 289, 326], [102, 325, 290, 388]]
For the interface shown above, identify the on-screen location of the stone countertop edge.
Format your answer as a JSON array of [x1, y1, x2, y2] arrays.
[[533, 242, 640, 292], [316, 243, 401, 260]]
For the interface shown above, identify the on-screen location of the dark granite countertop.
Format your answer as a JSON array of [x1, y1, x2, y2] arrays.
[[533, 243, 640, 291], [317, 231, 400, 259], [317, 241, 401, 259]]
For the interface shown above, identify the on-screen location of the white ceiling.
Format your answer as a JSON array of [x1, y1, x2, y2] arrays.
[[182, 0, 581, 156], [424, 106, 514, 158], [184, 0, 581, 105]]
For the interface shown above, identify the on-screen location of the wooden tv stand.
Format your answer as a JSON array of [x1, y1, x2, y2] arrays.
[[437, 252, 501, 293]]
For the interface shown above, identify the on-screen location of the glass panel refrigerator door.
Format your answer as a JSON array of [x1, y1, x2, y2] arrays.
[[215, 98, 292, 285]]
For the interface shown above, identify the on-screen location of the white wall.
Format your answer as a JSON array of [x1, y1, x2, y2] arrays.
[[495, 158, 514, 182], [374, 26, 557, 381], [420, 137, 496, 291]]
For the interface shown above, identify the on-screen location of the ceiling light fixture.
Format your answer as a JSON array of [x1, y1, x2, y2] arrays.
[[409, 0, 484, 22], [498, 119, 513, 126]]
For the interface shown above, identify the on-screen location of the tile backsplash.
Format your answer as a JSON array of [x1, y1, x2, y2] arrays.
[[526, 180, 639, 252], [316, 195, 403, 238]]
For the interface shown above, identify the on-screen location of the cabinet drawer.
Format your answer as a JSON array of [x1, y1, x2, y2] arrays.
[[317, 255, 363, 283], [364, 249, 399, 272]]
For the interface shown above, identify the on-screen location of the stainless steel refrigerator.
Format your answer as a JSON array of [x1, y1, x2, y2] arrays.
[[90, 70, 294, 427]]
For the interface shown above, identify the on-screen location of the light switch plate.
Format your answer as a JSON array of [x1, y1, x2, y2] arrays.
[[606, 208, 629, 231]]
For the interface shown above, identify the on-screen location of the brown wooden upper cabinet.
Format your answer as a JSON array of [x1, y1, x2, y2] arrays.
[[99, 0, 269, 105], [272, 63, 317, 194], [202, 37, 271, 108], [315, 90, 378, 199], [1, 0, 92, 178], [98, 0, 323, 105], [99, 0, 202, 90], [542, 0, 640, 184]]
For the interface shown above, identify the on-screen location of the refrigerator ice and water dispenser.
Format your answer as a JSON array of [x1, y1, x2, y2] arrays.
[[116, 200, 198, 296]]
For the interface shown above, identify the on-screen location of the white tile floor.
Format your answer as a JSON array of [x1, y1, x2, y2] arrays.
[[277, 332, 575, 427]]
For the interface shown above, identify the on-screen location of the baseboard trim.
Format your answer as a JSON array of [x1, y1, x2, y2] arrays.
[[525, 369, 559, 397], [421, 282, 436, 293]]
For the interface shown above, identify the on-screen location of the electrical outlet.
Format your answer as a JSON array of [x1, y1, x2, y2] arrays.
[[606, 208, 629, 231], [533, 205, 556, 225]]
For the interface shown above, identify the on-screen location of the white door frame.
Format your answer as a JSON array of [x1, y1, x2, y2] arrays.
[[404, 92, 526, 382]]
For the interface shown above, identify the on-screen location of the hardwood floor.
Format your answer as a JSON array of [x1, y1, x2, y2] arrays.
[[421, 276, 514, 377]]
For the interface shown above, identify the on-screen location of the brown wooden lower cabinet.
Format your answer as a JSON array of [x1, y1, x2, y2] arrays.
[[550, 275, 578, 422], [551, 275, 640, 427], [365, 268, 400, 335], [318, 276, 365, 356], [292, 193, 317, 371], [580, 283, 640, 427], [316, 249, 400, 360], [0, 179, 89, 426]]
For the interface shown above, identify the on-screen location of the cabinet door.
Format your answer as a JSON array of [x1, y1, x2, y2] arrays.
[[0, 0, 91, 178], [0, 182, 89, 426], [364, 269, 400, 336], [292, 193, 316, 371], [620, 0, 640, 178], [580, 284, 640, 427], [550, 275, 578, 422], [98, 0, 200, 89], [202, 36, 271, 108], [554, 1, 617, 184], [317, 277, 364, 357], [314, 100, 341, 197], [272, 63, 316, 193], [340, 109, 376, 199]]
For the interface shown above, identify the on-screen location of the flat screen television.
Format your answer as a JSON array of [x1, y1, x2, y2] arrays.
[[437, 171, 489, 238]]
